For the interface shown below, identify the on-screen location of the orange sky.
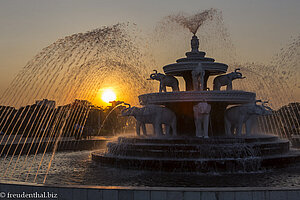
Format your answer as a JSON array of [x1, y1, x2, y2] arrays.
[[0, 0, 299, 104]]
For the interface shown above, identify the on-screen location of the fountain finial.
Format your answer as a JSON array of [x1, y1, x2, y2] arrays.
[[191, 35, 199, 52], [184, 35, 206, 59]]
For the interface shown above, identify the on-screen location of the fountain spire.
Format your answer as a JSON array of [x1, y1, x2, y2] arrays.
[[191, 35, 199, 52]]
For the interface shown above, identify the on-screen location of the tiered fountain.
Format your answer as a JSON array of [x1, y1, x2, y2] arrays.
[[92, 35, 300, 172]]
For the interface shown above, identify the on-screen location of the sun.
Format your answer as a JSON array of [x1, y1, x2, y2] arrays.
[[101, 88, 117, 103]]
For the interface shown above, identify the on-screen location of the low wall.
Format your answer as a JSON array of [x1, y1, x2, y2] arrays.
[[0, 137, 108, 156], [0, 181, 299, 200]]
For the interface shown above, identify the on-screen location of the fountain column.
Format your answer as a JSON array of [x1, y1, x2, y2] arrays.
[[210, 103, 227, 136]]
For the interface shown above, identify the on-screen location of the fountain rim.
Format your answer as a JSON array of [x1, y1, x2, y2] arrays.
[[138, 90, 256, 105], [163, 61, 228, 76]]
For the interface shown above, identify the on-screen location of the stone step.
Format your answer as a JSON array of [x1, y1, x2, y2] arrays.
[[107, 140, 289, 158], [117, 135, 278, 145], [92, 150, 300, 173]]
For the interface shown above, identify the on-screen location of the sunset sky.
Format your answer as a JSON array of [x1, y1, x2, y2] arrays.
[[0, 0, 299, 101]]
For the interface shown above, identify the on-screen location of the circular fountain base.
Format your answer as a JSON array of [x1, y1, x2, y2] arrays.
[[92, 134, 300, 173]]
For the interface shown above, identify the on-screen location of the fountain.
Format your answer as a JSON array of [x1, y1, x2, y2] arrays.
[[92, 33, 300, 172], [0, 8, 299, 200]]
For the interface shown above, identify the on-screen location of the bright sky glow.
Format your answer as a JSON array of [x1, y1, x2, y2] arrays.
[[101, 88, 117, 103]]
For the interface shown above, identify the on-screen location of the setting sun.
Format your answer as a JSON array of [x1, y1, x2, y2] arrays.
[[101, 88, 117, 103]]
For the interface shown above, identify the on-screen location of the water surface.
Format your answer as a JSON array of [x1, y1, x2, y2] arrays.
[[30, 150, 300, 187]]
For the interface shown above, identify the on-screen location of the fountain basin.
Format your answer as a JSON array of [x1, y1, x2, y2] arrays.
[[92, 135, 300, 173], [139, 90, 255, 105]]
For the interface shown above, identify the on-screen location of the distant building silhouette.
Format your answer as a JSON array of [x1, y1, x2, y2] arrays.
[[35, 99, 56, 108]]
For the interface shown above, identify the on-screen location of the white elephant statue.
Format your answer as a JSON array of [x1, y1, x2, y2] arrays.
[[224, 100, 273, 136], [148, 70, 179, 92], [213, 68, 245, 91], [193, 102, 211, 138], [192, 63, 205, 91], [121, 104, 177, 137]]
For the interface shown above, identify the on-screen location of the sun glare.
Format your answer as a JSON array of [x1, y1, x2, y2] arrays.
[[101, 88, 117, 103]]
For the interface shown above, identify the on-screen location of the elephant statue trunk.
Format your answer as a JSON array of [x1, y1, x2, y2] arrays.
[[149, 70, 158, 80], [234, 68, 246, 79], [261, 101, 273, 115], [121, 103, 131, 116]]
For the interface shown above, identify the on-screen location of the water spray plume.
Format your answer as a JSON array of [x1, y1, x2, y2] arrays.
[[165, 8, 218, 35], [0, 23, 154, 108]]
